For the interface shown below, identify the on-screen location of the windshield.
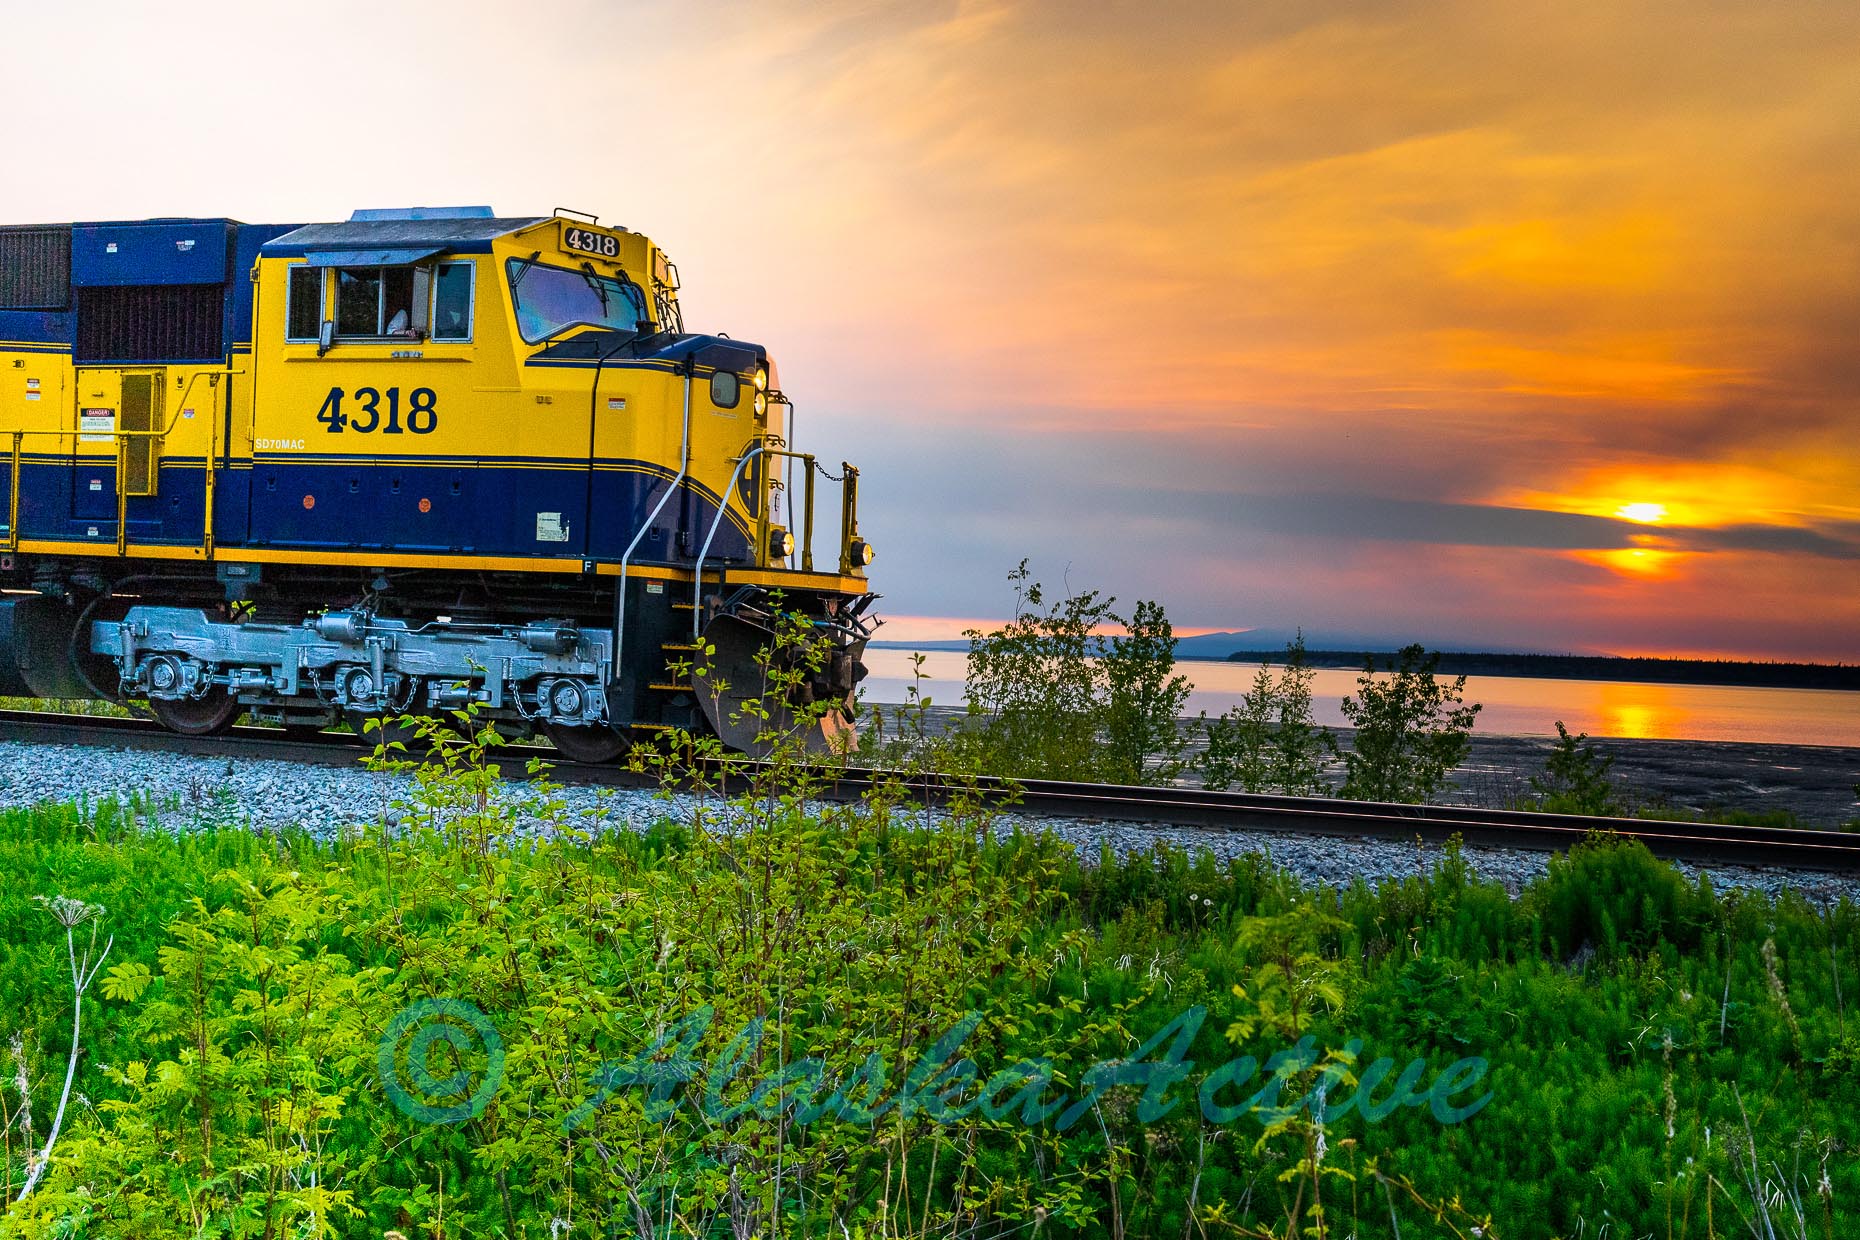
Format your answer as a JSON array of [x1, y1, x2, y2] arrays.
[[507, 258, 649, 343]]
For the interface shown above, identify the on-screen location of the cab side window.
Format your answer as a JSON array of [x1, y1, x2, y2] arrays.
[[334, 266, 418, 338], [431, 262, 473, 342], [336, 269, 382, 335], [286, 265, 323, 341], [295, 262, 472, 343]]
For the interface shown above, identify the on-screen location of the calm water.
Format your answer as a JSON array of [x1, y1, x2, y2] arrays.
[[860, 648, 1860, 748]]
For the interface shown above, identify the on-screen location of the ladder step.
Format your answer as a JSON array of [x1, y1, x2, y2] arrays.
[[647, 681, 692, 693], [625, 722, 675, 732], [660, 642, 701, 652]]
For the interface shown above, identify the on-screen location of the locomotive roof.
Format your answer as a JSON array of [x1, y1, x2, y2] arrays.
[[262, 215, 550, 258]]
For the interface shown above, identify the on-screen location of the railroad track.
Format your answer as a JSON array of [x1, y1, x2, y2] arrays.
[[1, 708, 1854, 874]]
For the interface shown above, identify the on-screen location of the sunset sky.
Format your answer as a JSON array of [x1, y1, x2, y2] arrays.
[[4, 0, 1857, 658]]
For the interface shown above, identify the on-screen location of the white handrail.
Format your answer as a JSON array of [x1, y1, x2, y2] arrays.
[[691, 444, 769, 640], [608, 368, 693, 696]]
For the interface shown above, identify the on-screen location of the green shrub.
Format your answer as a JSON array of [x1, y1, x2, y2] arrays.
[[1526, 835, 1718, 959], [1530, 721, 1620, 815], [958, 562, 1188, 783], [1197, 633, 1334, 795], [1102, 599, 1192, 784], [1337, 645, 1481, 803]]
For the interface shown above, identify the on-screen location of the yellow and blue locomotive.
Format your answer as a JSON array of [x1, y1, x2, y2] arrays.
[[0, 207, 875, 759]]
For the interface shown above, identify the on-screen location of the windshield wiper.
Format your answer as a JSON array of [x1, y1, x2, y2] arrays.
[[579, 262, 611, 316], [510, 251, 541, 289]]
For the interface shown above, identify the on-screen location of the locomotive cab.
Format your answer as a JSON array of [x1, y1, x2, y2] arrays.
[[0, 207, 875, 757]]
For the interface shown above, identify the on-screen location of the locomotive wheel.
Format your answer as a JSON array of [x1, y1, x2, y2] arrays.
[[542, 721, 627, 765], [149, 692, 241, 737]]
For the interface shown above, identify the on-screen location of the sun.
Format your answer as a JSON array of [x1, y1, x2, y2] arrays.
[[1615, 502, 1667, 523]]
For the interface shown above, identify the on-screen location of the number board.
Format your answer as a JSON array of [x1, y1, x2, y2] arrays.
[[561, 224, 621, 260]]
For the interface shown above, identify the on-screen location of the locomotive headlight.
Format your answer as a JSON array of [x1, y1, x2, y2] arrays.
[[754, 392, 768, 416], [753, 366, 769, 393], [850, 538, 875, 567], [769, 527, 795, 561]]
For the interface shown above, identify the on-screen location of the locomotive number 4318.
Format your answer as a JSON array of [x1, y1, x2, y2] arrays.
[[562, 226, 620, 258], [315, 386, 438, 434]]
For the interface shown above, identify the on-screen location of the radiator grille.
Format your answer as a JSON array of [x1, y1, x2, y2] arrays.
[[0, 226, 72, 310], [76, 284, 224, 363]]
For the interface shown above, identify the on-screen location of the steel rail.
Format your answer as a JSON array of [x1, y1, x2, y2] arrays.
[[0, 709, 1853, 875]]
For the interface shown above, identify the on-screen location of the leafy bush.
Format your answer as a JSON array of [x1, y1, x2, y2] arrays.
[[957, 561, 1112, 780], [1526, 835, 1717, 959], [1530, 721, 1620, 815], [1337, 644, 1481, 803], [958, 562, 1188, 783], [1197, 634, 1334, 795], [1102, 600, 1193, 785]]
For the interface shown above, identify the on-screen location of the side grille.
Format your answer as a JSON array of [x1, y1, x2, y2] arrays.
[[76, 284, 224, 363], [0, 226, 72, 310]]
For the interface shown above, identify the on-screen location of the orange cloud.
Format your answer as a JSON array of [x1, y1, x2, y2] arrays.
[[5, 0, 1853, 657]]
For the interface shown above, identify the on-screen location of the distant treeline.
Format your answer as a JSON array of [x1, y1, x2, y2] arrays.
[[1220, 650, 1860, 691]]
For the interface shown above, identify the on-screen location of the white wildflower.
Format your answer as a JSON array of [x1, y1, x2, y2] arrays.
[[33, 895, 105, 929]]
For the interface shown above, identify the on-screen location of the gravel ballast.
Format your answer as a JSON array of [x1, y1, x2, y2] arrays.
[[0, 737, 1854, 906]]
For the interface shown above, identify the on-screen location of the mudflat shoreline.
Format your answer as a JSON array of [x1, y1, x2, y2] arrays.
[[871, 705, 1859, 826], [1185, 728, 1860, 826], [1440, 732, 1857, 826]]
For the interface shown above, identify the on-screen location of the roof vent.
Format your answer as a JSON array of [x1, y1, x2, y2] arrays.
[[349, 206, 497, 222]]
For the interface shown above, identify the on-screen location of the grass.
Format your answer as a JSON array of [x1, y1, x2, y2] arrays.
[[0, 758, 1852, 1237], [0, 698, 129, 719]]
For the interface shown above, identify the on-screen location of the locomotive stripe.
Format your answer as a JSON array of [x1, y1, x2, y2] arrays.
[[1, 455, 759, 556], [1, 537, 869, 592]]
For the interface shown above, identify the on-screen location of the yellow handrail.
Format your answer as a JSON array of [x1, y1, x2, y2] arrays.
[[742, 441, 858, 573], [4, 431, 19, 554], [838, 462, 861, 575], [718, 437, 862, 576], [2, 366, 240, 556]]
